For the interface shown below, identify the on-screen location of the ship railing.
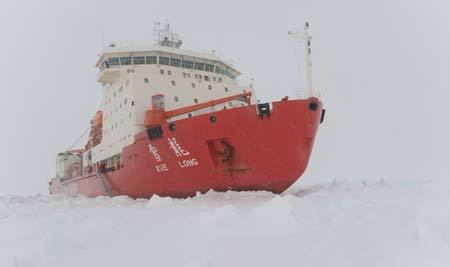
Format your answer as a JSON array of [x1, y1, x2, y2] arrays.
[[103, 40, 156, 49], [291, 88, 322, 100]]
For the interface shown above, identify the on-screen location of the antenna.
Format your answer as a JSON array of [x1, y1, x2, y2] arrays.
[[153, 21, 183, 48], [288, 20, 314, 98]]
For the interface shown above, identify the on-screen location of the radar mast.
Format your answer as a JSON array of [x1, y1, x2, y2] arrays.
[[153, 21, 183, 48]]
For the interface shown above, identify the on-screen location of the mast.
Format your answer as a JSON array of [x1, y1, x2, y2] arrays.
[[153, 21, 183, 48], [288, 21, 314, 98]]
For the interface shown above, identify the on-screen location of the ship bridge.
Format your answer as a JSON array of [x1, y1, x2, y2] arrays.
[[96, 42, 240, 84]]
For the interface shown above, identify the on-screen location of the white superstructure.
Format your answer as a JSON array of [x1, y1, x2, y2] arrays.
[[88, 24, 255, 165]]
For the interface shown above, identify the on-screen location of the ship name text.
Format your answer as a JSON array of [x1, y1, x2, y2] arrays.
[[178, 158, 199, 168], [156, 164, 169, 172], [148, 144, 162, 162], [168, 138, 190, 157]]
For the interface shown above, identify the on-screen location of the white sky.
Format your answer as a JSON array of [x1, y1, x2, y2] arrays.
[[0, 0, 448, 195]]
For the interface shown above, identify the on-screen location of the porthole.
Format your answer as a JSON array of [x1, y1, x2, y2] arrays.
[[210, 116, 217, 123], [168, 123, 176, 132]]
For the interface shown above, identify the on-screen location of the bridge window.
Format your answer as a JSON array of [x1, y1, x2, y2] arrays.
[[205, 64, 214, 72], [225, 71, 234, 79], [170, 58, 181, 67], [133, 56, 145, 65], [182, 60, 194, 69], [194, 62, 205, 70], [159, 56, 170, 65], [144, 78, 149, 83], [146, 56, 157, 64], [215, 66, 222, 74], [204, 75, 210, 81], [120, 57, 132, 65], [100, 61, 109, 71], [108, 57, 120, 66]]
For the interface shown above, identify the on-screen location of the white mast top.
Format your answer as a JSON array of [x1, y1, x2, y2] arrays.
[[288, 21, 314, 98], [153, 21, 183, 48]]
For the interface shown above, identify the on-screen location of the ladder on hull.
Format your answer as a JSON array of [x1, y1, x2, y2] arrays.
[[96, 171, 114, 197]]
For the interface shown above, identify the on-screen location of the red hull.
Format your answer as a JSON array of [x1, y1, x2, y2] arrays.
[[50, 98, 323, 198]]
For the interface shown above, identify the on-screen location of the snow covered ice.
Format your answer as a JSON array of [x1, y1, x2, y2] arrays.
[[1, 177, 449, 267]]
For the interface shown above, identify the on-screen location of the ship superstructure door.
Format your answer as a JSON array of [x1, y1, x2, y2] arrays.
[[152, 94, 165, 110]]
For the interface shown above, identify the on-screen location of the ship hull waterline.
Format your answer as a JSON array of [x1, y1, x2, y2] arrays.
[[49, 98, 323, 198]]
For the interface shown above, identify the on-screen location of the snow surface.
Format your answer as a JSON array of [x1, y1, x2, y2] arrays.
[[1, 177, 449, 267]]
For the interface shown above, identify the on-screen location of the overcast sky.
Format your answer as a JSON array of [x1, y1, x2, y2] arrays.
[[0, 0, 448, 195]]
